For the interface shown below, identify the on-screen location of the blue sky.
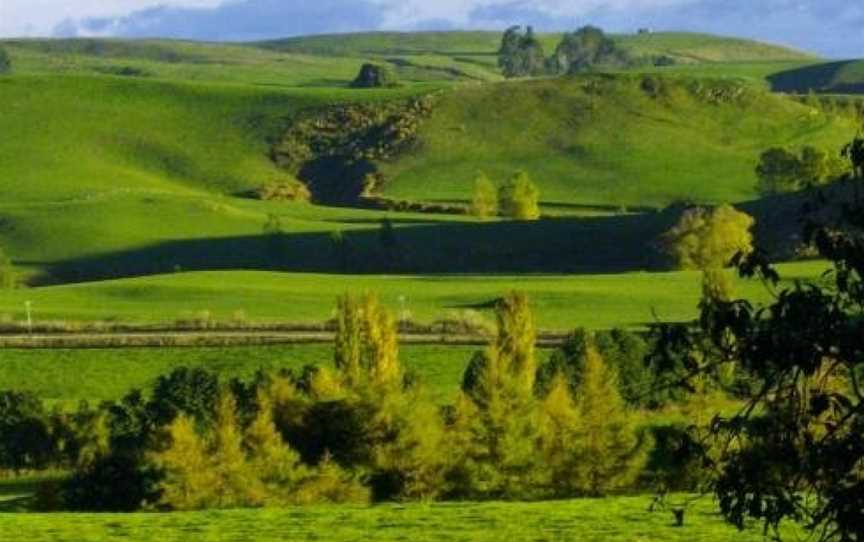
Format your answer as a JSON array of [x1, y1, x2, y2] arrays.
[[1, 0, 862, 58]]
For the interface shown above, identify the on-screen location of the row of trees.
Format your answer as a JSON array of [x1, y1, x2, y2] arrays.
[[3, 293, 657, 510], [498, 26, 641, 79], [471, 171, 541, 220]]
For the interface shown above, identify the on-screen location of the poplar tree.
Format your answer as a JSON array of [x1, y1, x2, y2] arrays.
[[470, 173, 498, 219], [498, 171, 541, 221]]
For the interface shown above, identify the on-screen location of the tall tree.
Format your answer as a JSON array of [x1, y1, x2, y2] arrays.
[[498, 171, 541, 221], [571, 347, 645, 496], [470, 173, 498, 219]]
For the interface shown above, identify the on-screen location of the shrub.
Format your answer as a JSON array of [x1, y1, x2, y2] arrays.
[[255, 181, 311, 202], [350, 63, 398, 89]]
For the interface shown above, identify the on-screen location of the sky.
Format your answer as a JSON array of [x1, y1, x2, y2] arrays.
[[0, 0, 862, 58]]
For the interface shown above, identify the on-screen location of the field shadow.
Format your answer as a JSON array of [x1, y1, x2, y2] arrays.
[[37, 211, 683, 285], [768, 60, 863, 94]]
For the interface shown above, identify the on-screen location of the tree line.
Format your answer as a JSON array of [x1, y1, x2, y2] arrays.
[[0, 291, 717, 511], [498, 26, 671, 79]]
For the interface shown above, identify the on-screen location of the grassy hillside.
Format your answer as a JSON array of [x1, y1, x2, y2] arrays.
[[262, 30, 816, 63], [1, 37, 500, 86], [375, 75, 858, 207], [769, 59, 864, 94]]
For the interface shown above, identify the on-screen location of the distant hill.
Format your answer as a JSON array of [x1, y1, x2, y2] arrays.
[[260, 30, 817, 64], [769, 60, 864, 94]]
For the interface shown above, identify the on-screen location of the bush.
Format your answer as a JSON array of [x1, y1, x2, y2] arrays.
[[255, 181, 311, 202], [350, 63, 398, 89], [0, 391, 54, 471], [470, 173, 498, 219]]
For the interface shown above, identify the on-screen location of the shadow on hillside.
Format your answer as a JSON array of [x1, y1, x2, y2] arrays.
[[768, 60, 864, 94], [34, 181, 833, 287], [36, 212, 685, 285]]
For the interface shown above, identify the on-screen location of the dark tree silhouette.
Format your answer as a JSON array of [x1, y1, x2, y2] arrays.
[[650, 151, 864, 540]]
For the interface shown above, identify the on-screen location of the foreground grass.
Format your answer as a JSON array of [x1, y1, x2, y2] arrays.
[[0, 496, 795, 541], [0, 261, 828, 330]]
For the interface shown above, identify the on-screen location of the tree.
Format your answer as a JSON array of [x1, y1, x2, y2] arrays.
[[571, 347, 645, 495], [152, 415, 216, 510], [470, 173, 498, 219], [537, 328, 654, 407], [350, 63, 397, 88], [756, 146, 847, 195], [497, 26, 546, 78], [661, 205, 755, 271], [756, 148, 803, 195], [843, 132, 864, 179], [451, 292, 542, 498], [0, 391, 53, 470], [333, 293, 401, 389], [0, 47, 10, 75], [649, 152, 864, 539], [551, 26, 626, 74], [498, 171, 541, 221]]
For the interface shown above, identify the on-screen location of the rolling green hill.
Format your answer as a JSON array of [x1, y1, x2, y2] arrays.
[[261, 30, 816, 63], [373, 75, 857, 207]]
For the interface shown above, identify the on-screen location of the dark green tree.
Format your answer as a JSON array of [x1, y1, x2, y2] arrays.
[[843, 132, 864, 179], [649, 160, 864, 539], [0, 47, 10, 75], [497, 26, 546, 78], [551, 26, 626, 74]]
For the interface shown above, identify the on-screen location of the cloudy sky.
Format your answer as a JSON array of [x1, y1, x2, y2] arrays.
[[1, 0, 862, 58]]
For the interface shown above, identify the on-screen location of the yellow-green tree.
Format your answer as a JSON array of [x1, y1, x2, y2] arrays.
[[571, 347, 646, 496], [498, 171, 540, 221], [451, 292, 542, 497], [210, 393, 259, 508], [152, 415, 216, 510], [245, 391, 307, 498], [334, 293, 401, 389], [662, 204, 755, 302], [661, 204, 755, 271], [470, 173, 498, 219], [537, 373, 583, 496]]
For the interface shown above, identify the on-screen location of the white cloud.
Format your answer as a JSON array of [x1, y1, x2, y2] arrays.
[[370, 0, 698, 28], [0, 0, 226, 37]]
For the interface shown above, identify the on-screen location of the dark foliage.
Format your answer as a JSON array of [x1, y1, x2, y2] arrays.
[[0, 48, 10, 74], [650, 146, 864, 540], [63, 454, 161, 512], [0, 391, 53, 470], [498, 26, 546, 78], [350, 63, 398, 88]]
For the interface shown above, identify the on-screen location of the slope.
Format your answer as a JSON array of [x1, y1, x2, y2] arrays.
[[372, 75, 858, 208], [768, 59, 864, 94]]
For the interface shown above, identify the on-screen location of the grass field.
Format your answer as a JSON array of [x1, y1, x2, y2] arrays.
[[0, 344, 491, 406], [0, 261, 828, 329], [0, 496, 797, 541]]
